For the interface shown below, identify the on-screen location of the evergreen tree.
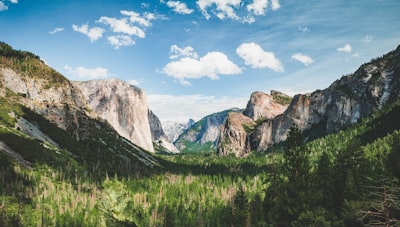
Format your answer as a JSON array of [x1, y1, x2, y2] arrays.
[[233, 185, 248, 227]]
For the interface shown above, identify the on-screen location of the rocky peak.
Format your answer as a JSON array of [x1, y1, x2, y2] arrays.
[[243, 91, 290, 121], [73, 79, 155, 153], [217, 45, 400, 155]]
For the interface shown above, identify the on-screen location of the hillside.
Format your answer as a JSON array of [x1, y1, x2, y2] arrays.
[[1, 42, 400, 226], [218, 44, 400, 155]]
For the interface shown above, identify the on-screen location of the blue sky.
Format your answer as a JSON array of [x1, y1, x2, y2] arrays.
[[1, 0, 399, 123]]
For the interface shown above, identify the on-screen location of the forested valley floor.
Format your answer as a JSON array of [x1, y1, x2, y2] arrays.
[[1, 102, 400, 226]]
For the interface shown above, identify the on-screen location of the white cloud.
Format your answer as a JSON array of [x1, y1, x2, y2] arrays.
[[291, 53, 314, 66], [247, 0, 268, 16], [163, 47, 242, 85], [236, 42, 284, 72], [128, 79, 140, 86], [9, 0, 18, 3], [362, 35, 373, 44], [166, 1, 193, 14], [72, 24, 104, 42], [197, 0, 241, 20], [148, 94, 248, 122], [0, 2, 8, 11], [271, 0, 280, 10], [49, 27, 64, 35], [64, 65, 111, 80], [120, 10, 155, 27], [108, 35, 135, 49], [337, 43, 352, 53], [169, 45, 199, 59], [98, 16, 145, 38]]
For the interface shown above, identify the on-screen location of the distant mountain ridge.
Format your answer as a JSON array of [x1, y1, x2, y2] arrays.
[[174, 108, 243, 153], [217, 45, 400, 156]]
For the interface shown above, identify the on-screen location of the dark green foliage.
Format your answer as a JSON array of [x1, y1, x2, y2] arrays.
[[1, 43, 400, 225]]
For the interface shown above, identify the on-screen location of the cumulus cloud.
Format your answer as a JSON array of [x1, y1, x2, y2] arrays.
[[197, 0, 241, 20], [98, 16, 145, 38], [271, 0, 280, 10], [108, 35, 135, 49], [9, 0, 18, 3], [247, 0, 268, 16], [72, 10, 164, 48], [196, 0, 280, 22], [163, 45, 241, 85], [64, 65, 111, 80], [337, 44, 352, 53], [291, 53, 314, 66], [148, 94, 248, 122], [166, 1, 194, 14], [0, 2, 8, 11], [49, 27, 64, 35], [169, 45, 199, 59], [236, 42, 284, 72], [72, 24, 104, 42], [120, 10, 155, 27]]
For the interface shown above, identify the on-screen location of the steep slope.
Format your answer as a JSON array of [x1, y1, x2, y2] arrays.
[[0, 42, 160, 175], [73, 79, 155, 153], [217, 91, 290, 156], [243, 90, 291, 120], [218, 44, 400, 155], [174, 108, 241, 153], [148, 110, 179, 153]]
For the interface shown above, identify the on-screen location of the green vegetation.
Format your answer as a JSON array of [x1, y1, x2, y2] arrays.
[[1, 42, 400, 226], [272, 93, 292, 106], [1, 100, 399, 226], [0, 41, 67, 88]]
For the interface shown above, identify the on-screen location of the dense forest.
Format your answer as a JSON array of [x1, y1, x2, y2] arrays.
[[1, 42, 400, 226], [1, 101, 399, 226]]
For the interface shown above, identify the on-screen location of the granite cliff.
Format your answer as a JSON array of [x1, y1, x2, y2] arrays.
[[217, 91, 290, 156], [218, 45, 400, 156], [73, 79, 155, 153]]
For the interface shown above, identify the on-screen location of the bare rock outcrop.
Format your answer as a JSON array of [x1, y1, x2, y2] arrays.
[[218, 45, 400, 155], [217, 112, 255, 157], [148, 110, 179, 153], [73, 79, 155, 152]]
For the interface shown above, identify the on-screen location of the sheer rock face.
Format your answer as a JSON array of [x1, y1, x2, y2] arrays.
[[217, 112, 255, 157], [0, 66, 90, 139], [73, 79, 155, 153], [243, 91, 289, 120], [148, 110, 179, 153], [218, 45, 400, 155], [218, 91, 290, 156]]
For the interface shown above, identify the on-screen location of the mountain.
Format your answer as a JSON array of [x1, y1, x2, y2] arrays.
[[73, 79, 155, 153], [217, 91, 291, 156], [218, 45, 400, 156], [0, 41, 160, 175], [174, 108, 242, 153], [148, 110, 179, 153], [162, 119, 195, 143]]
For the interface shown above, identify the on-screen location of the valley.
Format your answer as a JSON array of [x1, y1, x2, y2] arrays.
[[1, 42, 400, 226]]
